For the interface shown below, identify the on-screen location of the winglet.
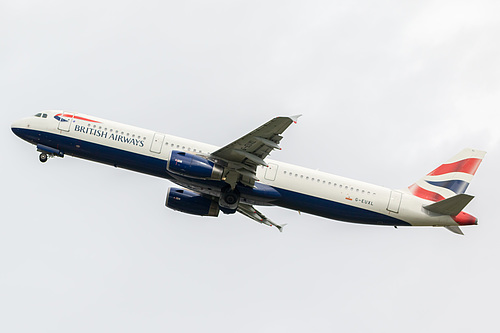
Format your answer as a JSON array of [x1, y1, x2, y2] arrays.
[[289, 114, 302, 124], [275, 223, 287, 232], [237, 204, 286, 232]]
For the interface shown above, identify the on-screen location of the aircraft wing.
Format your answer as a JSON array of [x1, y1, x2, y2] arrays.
[[211, 115, 300, 187], [237, 203, 286, 232]]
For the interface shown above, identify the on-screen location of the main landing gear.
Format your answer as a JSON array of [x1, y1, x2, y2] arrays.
[[219, 186, 240, 214]]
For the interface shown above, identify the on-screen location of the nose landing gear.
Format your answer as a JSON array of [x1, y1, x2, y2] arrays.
[[36, 144, 64, 163], [39, 152, 48, 163]]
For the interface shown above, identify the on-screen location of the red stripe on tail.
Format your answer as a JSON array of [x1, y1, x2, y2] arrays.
[[408, 184, 445, 202], [428, 158, 482, 176]]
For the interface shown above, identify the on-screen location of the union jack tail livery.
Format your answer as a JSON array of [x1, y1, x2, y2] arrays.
[[408, 148, 486, 202], [408, 148, 486, 234]]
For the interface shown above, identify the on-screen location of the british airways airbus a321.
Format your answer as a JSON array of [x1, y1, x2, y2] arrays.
[[11, 111, 485, 234]]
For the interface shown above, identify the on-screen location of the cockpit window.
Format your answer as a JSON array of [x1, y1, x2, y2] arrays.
[[35, 113, 42, 117], [42, 113, 47, 118]]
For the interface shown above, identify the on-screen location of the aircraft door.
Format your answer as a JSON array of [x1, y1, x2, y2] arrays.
[[57, 112, 74, 132], [150, 133, 165, 154], [387, 191, 402, 213], [264, 163, 278, 181]]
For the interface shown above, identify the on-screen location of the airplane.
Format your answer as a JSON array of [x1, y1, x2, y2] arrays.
[[11, 110, 486, 235]]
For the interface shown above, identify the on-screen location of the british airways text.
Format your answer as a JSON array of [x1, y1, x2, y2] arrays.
[[74, 125, 145, 147]]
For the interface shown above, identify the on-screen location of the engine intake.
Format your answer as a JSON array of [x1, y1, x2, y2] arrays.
[[166, 188, 219, 217], [167, 150, 223, 180]]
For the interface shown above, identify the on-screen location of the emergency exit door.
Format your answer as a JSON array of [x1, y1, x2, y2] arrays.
[[150, 133, 165, 154], [387, 191, 402, 213], [265, 163, 278, 181]]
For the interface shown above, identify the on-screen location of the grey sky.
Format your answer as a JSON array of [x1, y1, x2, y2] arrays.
[[2, 1, 499, 332]]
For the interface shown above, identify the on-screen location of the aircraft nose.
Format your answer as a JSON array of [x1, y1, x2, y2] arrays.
[[11, 120, 21, 135], [11, 118, 29, 138]]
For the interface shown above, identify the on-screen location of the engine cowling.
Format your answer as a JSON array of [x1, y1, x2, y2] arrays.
[[167, 150, 223, 180], [166, 187, 220, 217]]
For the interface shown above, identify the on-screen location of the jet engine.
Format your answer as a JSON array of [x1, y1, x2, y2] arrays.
[[166, 187, 220, 217], [167, 150, 223, 180]]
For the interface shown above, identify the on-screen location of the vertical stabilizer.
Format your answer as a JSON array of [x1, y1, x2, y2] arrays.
[[408, 148, 486, 202]]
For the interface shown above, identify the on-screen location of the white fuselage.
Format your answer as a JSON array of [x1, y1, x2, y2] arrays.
[[11, 111, 462, 228]]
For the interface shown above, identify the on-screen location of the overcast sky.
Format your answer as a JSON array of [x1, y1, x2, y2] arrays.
[[2, 1, 500, 332]]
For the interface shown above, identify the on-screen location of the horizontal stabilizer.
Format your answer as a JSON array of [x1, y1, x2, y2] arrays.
[[444, 225, 464, 235], [424, 194, 474, 216]]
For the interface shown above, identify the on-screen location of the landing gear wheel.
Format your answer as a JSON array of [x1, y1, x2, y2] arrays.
[[39, 153, 48, 163], [219, 186, 240, 214], [224, 192, 238, 205]]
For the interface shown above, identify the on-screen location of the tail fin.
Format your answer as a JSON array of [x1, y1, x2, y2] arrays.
[[408, 148, 486, 202]]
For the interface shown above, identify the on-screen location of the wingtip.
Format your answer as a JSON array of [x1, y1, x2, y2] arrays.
[[289, 114, 302, 124], [276, 223, 287, 232]]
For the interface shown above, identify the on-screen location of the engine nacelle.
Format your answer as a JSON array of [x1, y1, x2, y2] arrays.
[[166, 187, 220, 217], [167, 150, 223, 180]]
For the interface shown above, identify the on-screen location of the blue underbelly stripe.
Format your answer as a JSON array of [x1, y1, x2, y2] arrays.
[[14, 128, 172, 179], [270, 187, 410, 226], [16, 128, 410, 227]]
